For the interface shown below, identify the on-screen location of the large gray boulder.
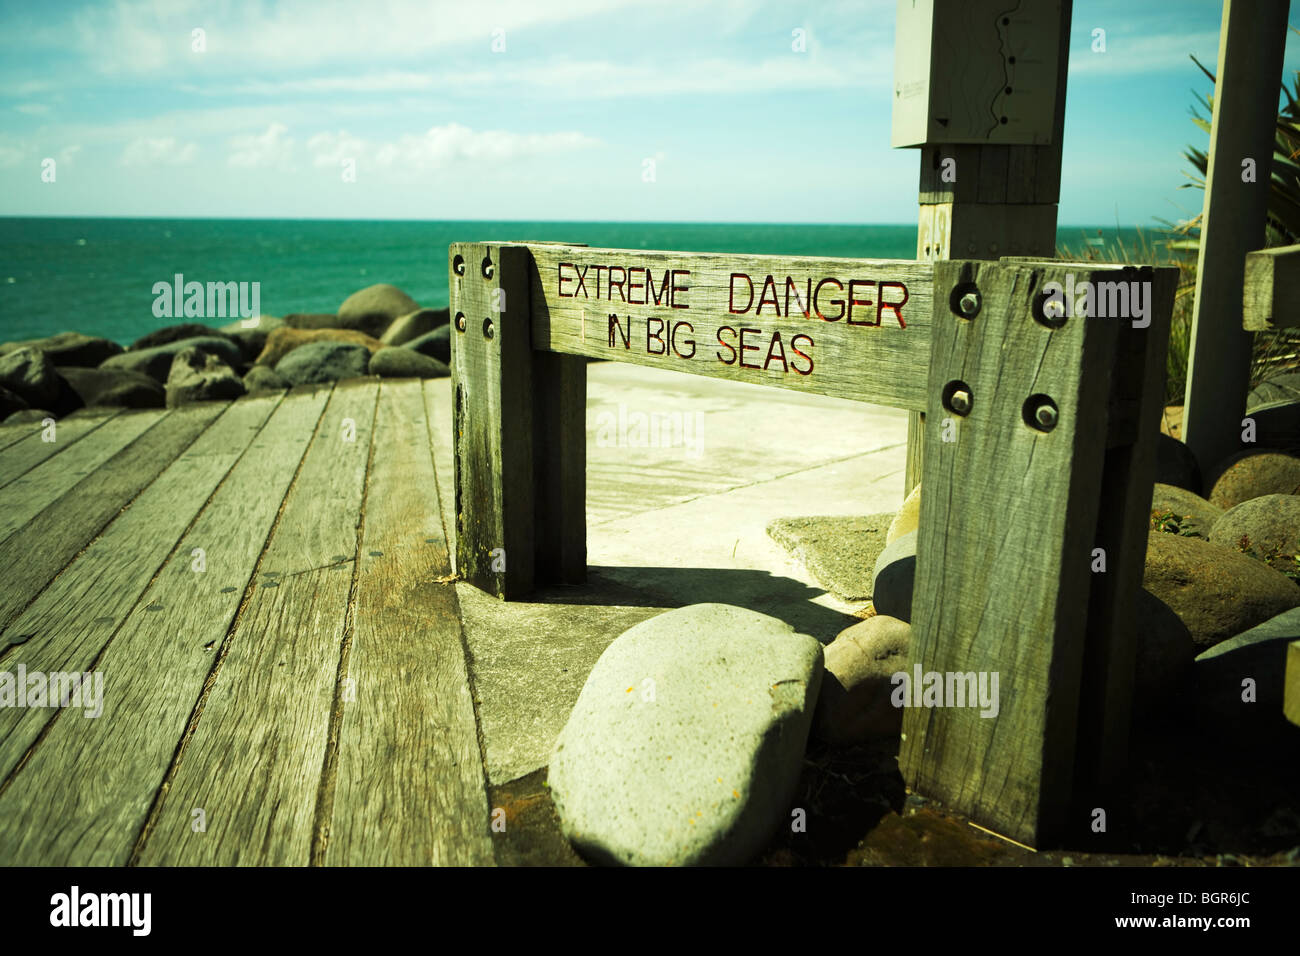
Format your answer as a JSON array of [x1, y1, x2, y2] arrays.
[[1208, 450, 1300, 510], [0, 331, 123, 368], [549, 603, 823, 866], [165, 348, 245, 407], [56, 366, 164, 408], [131, 323, 230, 351], [336, 283, 420, 338], [1210, 494, 1300, 559], [1143, 532, 1300, 651], [380, 307, 448, 346], [242, 365, 289, 394], [872, 530, 917, 623], [814, 615, 911, 744], [1151, 482, 1223, 540], [0, 346, 62, 409], [102, 336, 243, 382], [0, 384, 30, 421], [405, 325, 451, 365], [368, 347, 449, 379], [220, 316, 284, 364], [274, 341, 370, 386]]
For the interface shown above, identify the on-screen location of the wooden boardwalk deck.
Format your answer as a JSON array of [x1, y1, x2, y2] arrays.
[[0, 379, 494, 866]]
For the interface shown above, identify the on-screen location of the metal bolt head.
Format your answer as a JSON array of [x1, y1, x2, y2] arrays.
[[482, 317, 495, 339], [949, 388, 972, 416], [957, 291, 981, 319], [1035, 404, 1058, 430], [454, 312, 466, 332], [481, 256, 495, 279]]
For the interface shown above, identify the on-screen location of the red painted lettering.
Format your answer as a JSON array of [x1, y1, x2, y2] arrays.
[[716, 326, 737, 365], [846, 280, 878, 326], [878, 281, 909, 328], [670, 270, 690, 309], [729, 273, 754, 314], [789, 333, 814, 375], [646, 316, 666, 354], [739, 327, 762, 369], [627, 268, 646, 305], [813, 277, 844, 321], [756, 275, 779, 315], [764, 331, 788, 372]]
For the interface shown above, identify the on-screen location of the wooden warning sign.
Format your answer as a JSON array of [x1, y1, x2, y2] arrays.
[[525, 244, 935, 412]]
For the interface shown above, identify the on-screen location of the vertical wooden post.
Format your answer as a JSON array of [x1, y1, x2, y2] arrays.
[[1075, 266, 1176, 789], [448, 242, 586, 599], [1181, 0, 1288, 476], [901, 259, 1171, 848], [902, 1, 1072, 496]]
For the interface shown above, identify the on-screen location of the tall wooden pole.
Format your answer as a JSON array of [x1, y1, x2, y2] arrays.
[[904, 0, 1072, 495], [1182, 0, 1288, 479]]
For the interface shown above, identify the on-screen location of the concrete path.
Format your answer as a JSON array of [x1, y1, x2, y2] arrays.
[[429, 362, 909, 786]]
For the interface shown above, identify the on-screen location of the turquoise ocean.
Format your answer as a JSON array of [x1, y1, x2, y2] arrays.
[[0, 218, 1152, 347]]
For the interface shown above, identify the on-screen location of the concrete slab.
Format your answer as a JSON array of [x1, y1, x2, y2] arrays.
[[427, 363, 909, 785], [766, 514, 895, 602]]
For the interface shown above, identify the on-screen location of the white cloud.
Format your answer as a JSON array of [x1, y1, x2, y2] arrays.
[[0, 137, 28, 167], [1069, 31, 1222, 76], [120, 137, 198, 166], [182, 48, 889, 104], [15, 103, 49, 115], [229, 72, 437, 96], [306, 122, 600, 171], [58, 144, 81, 166], [228, 122, 295, 169], [66, 0, 666, 75], [306, 129, 367, 167]]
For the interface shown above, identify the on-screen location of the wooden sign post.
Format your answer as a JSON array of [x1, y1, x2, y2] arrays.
[[450, 240, 1175, 847], [896, 0, 1072, 495]]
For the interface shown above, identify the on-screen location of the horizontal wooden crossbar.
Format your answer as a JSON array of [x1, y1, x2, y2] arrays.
[[517, 244, 937, 412], [1244, 243, 1300, 331]]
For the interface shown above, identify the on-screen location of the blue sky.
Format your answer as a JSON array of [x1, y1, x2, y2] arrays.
[[0, 0, 1296, 226]]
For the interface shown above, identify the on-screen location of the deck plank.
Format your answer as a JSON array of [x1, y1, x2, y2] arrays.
[[0, 408, 123, 489], [0, 409, 165, 543], [0, 401, 227, 633], [324, 379, 492, 866], [424, 380, 458, 573], [0, 396, 282, 711], [135, 380, 378, 866], [0, 386, 331, 865]]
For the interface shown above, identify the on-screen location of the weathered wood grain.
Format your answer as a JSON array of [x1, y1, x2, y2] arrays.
[[0, 402, 225, 634], [1074, 265, 1176, 787], [134, 381, 377, 866], [0, 407, 122, 489], [324, 379, 492, 866], [451, 243, 539, 597], [1243, 244, 1300, 331], [0, 394, 282, 782], [526, 245, 934, 411], [1182, 0, 1289, 471], [1285, 639, 1300, 726], [0, 409, 166, 545], [424, 380, 457, 567], [901, 260, 1119, 848], [0, 386, 330, 865]]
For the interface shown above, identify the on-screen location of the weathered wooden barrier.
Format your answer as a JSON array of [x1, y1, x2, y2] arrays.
[[450, 241, 1175, 847]]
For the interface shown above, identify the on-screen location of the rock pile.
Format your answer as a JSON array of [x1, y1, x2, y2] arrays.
[[0, 283, 451, 424]]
